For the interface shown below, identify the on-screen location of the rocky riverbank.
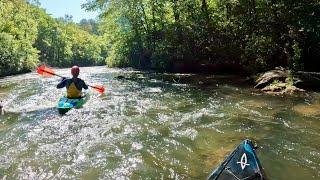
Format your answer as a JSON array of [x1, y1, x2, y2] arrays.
[[254, 67, 320, 95]]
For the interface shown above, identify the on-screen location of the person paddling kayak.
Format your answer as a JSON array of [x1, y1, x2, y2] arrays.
[[57, 66, 88, 99]]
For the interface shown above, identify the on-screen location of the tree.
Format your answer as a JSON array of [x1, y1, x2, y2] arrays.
[[83, 0, 320, 73], [0, 0, 39, 76], [0, 0, 107, 76], [79, 19, 99, 34]]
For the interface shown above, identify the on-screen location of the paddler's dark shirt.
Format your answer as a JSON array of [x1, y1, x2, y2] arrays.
[[57, 78, 88, 90]]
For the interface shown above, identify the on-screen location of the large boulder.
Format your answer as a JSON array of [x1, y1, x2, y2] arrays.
[[292, 104, 320, 116], [254, 67, 289, 89], [255, 67, 306, 95]]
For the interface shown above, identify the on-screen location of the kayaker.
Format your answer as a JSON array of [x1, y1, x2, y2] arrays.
[[57, 66, 88, 99]]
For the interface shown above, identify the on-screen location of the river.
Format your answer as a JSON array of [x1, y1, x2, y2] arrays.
[[0, 66, 319, 179]]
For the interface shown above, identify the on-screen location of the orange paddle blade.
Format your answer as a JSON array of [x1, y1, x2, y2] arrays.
[[37, 65, 55, 77], [90, 85, 105, 94]]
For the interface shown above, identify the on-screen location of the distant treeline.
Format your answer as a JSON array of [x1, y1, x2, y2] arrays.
[[0, 0, 107, 77], [84, 0, 320, 73], [1, 0, 319, 77]]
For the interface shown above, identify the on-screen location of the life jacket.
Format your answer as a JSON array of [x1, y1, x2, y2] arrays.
[[67, 82, 82, 98]]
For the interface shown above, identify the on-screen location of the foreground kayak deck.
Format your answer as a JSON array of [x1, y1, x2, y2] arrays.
[[57, 94, 89, 115], [208, 139, 266, 180]]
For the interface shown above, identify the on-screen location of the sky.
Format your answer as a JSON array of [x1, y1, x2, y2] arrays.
[[38, 0, 99, 23]]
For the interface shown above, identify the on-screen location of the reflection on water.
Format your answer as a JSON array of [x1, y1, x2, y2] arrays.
[[0, 66, 319, 179]]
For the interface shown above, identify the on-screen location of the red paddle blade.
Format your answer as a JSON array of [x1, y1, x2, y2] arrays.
[[37, 65, 55, 77], [91, 85, 105, 94]]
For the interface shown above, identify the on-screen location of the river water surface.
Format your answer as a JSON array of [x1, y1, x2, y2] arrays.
[[0, 66, 319, 179]]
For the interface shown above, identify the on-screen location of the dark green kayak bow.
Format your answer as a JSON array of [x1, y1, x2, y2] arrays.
[[208, 139, 266, 180]]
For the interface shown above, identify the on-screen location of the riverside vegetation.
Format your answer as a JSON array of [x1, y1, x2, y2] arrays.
[[1, 0, 319, 84], [84, 0, 319, 73], [0, 0, 106, 76]]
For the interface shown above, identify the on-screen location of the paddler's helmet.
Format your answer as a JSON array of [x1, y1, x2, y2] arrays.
[[71, 66, 80, 77]]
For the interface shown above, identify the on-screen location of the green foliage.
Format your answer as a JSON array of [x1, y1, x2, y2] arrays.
[[271, 79, 281, 86], [0, 0, 39, 76], [79, 19, 99, 35], [84, 0, 320, 73], [0, 0, 107, 76], [1, 0, 319, 76], [291, 41, 302, 71], [34, 8, 107, 67], [243, 34, 276, 72], [286, 71, 294, 86], [106, 40, 131, 67]]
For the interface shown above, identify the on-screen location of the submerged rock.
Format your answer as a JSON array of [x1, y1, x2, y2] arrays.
[[293, 104, 320, 116], [115, 75, 126, 80], [245, 100, 268, 108]]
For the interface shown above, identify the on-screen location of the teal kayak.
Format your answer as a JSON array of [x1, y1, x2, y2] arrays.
[[208, 139, 266, 180], [57, 94, 89, 115]]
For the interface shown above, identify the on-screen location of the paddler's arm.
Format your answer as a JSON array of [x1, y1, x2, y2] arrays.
[[57, 78, 67, 89], [81, 79, 88, 90]]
